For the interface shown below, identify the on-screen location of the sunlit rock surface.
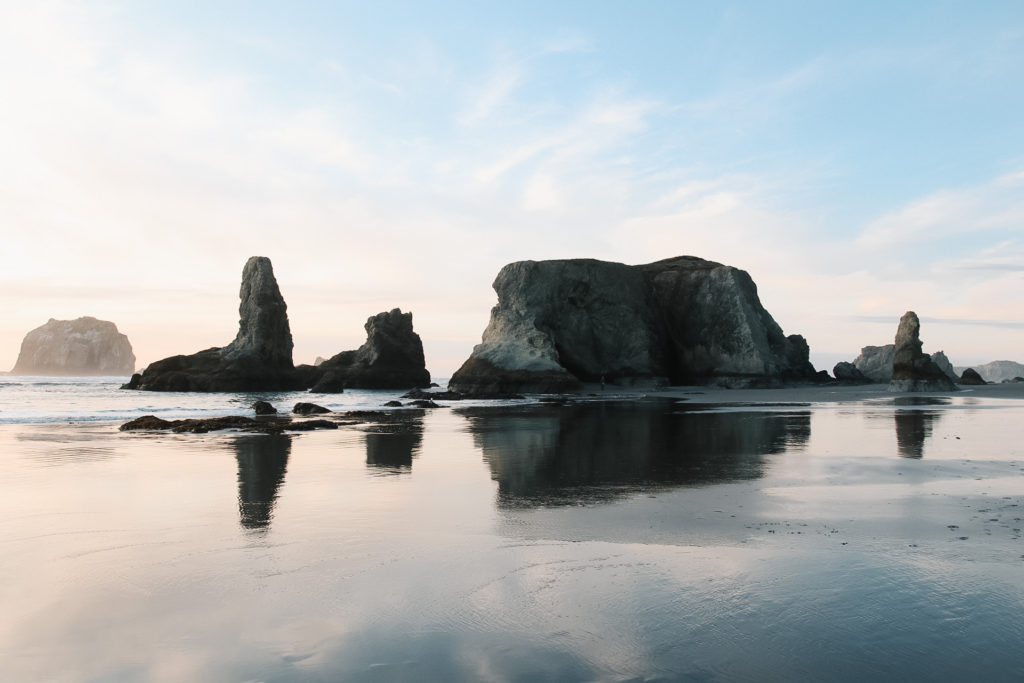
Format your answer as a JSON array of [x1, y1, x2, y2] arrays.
[[450, 256, 817, 394], [11, 317, 135, 376]]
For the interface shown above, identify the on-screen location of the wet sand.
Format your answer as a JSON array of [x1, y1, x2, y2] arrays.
[[2, 386, 1023, 681]]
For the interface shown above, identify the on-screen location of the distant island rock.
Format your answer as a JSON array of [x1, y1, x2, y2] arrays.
[[832, 361, 870, 384], [449, 256, 818, 394], [888, 311, 959, 392], [123, 257, 430, 393], [956, 360, 1024, 384], [11, 316, 135, 376]]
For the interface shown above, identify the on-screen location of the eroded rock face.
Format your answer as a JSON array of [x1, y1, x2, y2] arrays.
[[11, 317, 135, 376], [853, 345, 895, 383], [930, 351, 959, 383], [888, 311, 959, 392], [307, 309, 430, 391], [449, 256, 817, 394], [124, 257, 302, 392]]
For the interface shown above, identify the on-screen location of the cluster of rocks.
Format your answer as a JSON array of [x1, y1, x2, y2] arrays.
[[449, 256, 820, 395], [122, 257, 430, 393], [831, 310, 1004, 392], [10, 317, 135, 376]]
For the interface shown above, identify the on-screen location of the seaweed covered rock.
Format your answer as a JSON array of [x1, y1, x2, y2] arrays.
[[887, 312, 959, 393], [11, 317, 135, 376], [449, 256, 817, 394]]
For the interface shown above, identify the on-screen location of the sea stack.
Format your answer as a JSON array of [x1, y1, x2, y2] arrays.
[[302, 309, 431, 392], [124, 256, 302, 391], [449, 256, 817, 394], [887, 311, 959, 393], [11, 317, 135, 376]]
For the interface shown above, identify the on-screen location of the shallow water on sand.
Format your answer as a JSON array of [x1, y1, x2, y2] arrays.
[[2, 395, 1023, 681]]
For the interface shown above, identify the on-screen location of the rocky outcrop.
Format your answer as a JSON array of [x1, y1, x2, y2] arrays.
[[11, 317, 135, 376], [959, 368, 986, 385], [957, 360, 1024, 384], [123, 257, 303, 392], [302, 309, 430, 392], [852, 345, 895, 383], [449, 256, 817, 394], [930, 351, 959, 383], [833, 361, 870, 384], [888, 311, 959, 392]]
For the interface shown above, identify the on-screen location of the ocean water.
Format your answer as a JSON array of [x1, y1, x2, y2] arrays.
[[0, 375, 490, 425], [2, 381, 1024, 681]]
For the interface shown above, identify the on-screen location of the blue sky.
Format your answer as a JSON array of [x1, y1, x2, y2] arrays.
[[1, 1, 1022, 375]]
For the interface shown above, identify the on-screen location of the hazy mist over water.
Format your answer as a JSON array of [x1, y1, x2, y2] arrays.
[[2, 386, 1023, 681]]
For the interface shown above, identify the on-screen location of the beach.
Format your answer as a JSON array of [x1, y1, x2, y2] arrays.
[[2, 383, 1023, 681]]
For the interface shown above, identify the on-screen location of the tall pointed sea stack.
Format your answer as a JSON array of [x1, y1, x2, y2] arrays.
[[124, 256, 302, 392], [887, 311, 958, 393]]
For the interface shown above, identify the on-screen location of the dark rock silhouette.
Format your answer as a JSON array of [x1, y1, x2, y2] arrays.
[[252, 401, 277, 415], [123, 257, 302, 391], [449, 256, 817, 395], [304, 309, 430, 392], [293, 402, 330, 415], [833, 361, 870, 384], [959, 368, 986, 385], [121, 258, 429, 393], [888, 312, 959, 392], [11, 317, 135, 376]]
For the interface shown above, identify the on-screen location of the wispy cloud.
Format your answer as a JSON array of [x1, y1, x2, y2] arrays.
[[857, 171, 1024, 247]]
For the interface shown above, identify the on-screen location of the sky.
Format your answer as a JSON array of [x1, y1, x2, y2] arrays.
[[1, 0, 1022, 377]]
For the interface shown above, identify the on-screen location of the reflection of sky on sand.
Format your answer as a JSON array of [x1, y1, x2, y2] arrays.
[[1, 398, 1024, 681]]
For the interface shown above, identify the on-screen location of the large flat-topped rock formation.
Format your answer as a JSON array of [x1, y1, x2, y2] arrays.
[[11, 317, 135, 376], [449, 256, 817, 394], [888, 311, 959, 393]]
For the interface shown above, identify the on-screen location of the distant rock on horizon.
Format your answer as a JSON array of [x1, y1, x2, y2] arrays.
[[851, 345, 958, 384], [449, 256, 818, 395], [11, 317, 135, 376], [956, 360, 1024, 384], [888, 311, 959, 393]]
